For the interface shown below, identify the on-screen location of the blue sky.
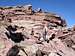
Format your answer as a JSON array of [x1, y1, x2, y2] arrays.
[[0, 0, 75, 27]]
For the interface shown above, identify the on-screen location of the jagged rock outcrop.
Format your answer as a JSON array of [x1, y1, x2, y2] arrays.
[[0, 5, 75, 56]]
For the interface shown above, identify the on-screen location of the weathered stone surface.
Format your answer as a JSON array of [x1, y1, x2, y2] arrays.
[[0, 5, 74, 56]]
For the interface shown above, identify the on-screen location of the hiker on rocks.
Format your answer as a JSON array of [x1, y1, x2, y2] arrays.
[[42, 25, 48, 41]]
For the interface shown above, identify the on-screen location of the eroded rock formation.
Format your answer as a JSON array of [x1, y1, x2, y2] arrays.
[[0, 5, 75, 56]]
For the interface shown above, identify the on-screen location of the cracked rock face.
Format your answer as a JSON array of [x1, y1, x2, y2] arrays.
[[0, 5, 75, 56]]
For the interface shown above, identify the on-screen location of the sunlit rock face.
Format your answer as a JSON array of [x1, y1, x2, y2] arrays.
[[0, 5, 75, 56]]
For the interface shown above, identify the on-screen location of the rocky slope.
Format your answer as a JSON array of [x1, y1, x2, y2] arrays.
[[0, 5, 75, 56]]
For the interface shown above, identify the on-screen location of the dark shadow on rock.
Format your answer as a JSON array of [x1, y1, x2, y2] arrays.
[[5, 32, 24, 43], [6, 45, 19, 56], [5, 25, 24, 43], [6, 45, 28, 56]]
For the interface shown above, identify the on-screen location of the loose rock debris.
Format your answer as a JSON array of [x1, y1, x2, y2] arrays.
[[0, 5, 75, 56]]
